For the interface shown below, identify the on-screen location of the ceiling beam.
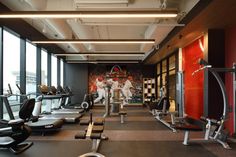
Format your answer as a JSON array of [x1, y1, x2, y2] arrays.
[[0, 2, 65, 54], [143, 0, 213, 64]]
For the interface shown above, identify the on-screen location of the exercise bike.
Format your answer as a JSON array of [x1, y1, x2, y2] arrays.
[[0, 98, 34, 154]]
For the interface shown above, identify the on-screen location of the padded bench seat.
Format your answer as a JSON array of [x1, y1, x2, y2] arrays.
[[90, 133, 101, 139], [79, 119, 90, 125], [94, 118, 105, 125], [175, 123, 202, 131], [74, 131, 86, 139], [74, 114, 107, 157], [174, 117, 204, 131], [92, 125, 104, 133], [174, 123, 203, 146], [80, 118, 105, 126]]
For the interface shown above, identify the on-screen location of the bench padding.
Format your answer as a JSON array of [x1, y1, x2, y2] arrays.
[[94, 118, 105, 125], [174, 117, 204, 131], [79, 119, 90, 125], [90, 133, 102, 139], [75, 131, 86, 139], [92, 125, 104, 133], [175, 123, 202, 131]]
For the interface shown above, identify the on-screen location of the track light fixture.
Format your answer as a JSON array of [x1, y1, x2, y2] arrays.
[[54, 52, 145, 57], [31, 39, 155, 44], [0, 10, 178, 19]]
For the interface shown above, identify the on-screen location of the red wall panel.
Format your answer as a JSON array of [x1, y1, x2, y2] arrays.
[[182, 37, 204, 119], [225, 27, 236, 135]]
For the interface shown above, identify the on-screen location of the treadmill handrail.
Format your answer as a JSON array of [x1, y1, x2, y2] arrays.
[[41, 94, 64, 100]]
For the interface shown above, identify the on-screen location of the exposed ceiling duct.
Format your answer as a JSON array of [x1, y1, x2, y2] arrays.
[[74, 0, 130, 8], [23, 0, 47, 10]]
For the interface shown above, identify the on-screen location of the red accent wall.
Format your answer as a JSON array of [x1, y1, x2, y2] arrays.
[[225, 27, 236, 135], [182, 37, 204, 119]]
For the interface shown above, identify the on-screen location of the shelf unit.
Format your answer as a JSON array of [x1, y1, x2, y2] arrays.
[[143, 78, 156, 103]]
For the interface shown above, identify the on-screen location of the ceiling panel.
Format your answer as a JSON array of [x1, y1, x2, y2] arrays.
[[0, 0, 201, 63]]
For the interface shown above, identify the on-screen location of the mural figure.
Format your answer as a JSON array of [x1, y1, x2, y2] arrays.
[[122, 76, 134, 104], [94, 76, 106, 104], [89, 65, 143, 105], [107, 77, 120, 98]]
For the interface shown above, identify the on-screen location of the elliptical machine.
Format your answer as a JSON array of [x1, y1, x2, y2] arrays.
[[0, 98, 34, 154]]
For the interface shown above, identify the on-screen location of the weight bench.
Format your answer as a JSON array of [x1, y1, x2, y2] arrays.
[[152, 97, 178, 132], [75, 113, 107, 157], [80, 117, 105, 126], [175, 123, 203, 145], [75, 129, 105, 157], [174, 117, 204, 145]]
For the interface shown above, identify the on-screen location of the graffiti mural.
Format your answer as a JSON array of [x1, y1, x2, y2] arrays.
[[89, 64, 143, 104]]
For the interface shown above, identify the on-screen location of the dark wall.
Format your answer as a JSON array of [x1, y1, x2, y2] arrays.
[[225, 26, 236, 135], [141, 64, 155, 78], [206, 29, 225, 119], [64, 63, 88, 103], [88, 63, 155, 78]]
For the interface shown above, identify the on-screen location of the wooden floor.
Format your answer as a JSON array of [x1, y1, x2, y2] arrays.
[[0, 105, 236, 157]]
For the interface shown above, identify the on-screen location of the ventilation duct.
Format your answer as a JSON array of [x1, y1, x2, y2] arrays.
[[74, 0, 129, 8]]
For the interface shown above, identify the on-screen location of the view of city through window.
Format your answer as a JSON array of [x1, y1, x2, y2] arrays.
[[60, 59, 64, 86], [26, 42, 37, 96], [41, 49, 48, 85], [3, 30, 20, 119], [51, 55, 57, 87], [1, 29, 63, 119]]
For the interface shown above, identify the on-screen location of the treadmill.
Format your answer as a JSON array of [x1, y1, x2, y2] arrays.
[[39, 86, 85, 114], [0, 90, 64, 134], [17, 84, 83, 123], [61, 86, 94, 111], [36, 95, 83, 123]]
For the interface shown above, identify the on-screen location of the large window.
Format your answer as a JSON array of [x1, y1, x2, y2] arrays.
[[3, 30, 20, 119], [41, 49, 48, 85], [60, 59, 64, 86], [51, 55, 57, 87], [156, 63, 161, 98], [161, 60, 167, 88], [26, 42, 37, 94], [168, 55, 176, 100], [156, 54, 177, 100]]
